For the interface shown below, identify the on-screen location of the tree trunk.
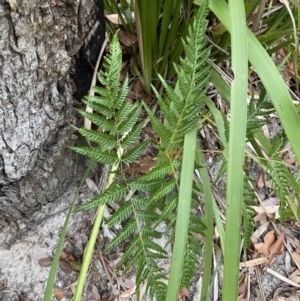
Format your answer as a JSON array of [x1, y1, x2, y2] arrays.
[[0, 0, 105, 220]]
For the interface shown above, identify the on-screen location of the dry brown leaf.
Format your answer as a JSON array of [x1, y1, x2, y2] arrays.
[[266, 232, 285, 265], [53, 290, 65, 300], [91, 285, 101, 301], [253, 212, 268, 225], [286, 296, 299, 301], [257, 172, 266, 189], [257, 230, 275, 253], [178, 287, 189, 299], [288, 269, 300, 284], [38, 257, 52, 267], [118, 29, 138, 47], [69, 283, 76, 295], [60, 251, 68, 260], [106, 14, 122, 25], [251, 222, 270, 243], [133, 80, 143, 95], [67, 254, 75, 262], [119, 73, 127, 82], [269, 233, 285, 254], [59, 261, 73, 274], [284, 157, 297, 165], [262, 197, 280, 206], [120, 285, 136, 298], [127, 90, 144, 100]]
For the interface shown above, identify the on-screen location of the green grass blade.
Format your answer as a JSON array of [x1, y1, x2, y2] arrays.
[[210, 0, 300, 165], [203, 96, 228, 149], [135, 0, 159, 93], [157, 0, 183, 77], [222, 0, 248, 300], [165, 127, 197, 301]]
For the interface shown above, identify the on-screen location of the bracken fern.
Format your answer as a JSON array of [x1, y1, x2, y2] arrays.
[[71, 3, 212, 299]]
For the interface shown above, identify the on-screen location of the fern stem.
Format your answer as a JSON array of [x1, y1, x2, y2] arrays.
[[165, 127, 197, 301]]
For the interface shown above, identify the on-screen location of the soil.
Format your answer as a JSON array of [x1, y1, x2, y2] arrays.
[[0, 184, 102, 301]]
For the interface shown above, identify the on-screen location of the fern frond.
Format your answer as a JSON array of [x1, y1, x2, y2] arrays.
[[130, 179, 162, 192], [121, 247, 143, 275], [115, 97, 133, 123], [71, 126, 118, 150], [81, 98, 113, 118], [141, 226, 162, 238], [117, 104, 142, 135], [114, 76, 129, 110], [69, 146, 118, 165], [152, 87, 178, 129], [131, 195, 148, 208], [104, 219, 137, 250], [83, 93, 111, 108], [156, 75, 183, 114], [144, 240, 168, 256], [139, 263, 167, 301], [268, 160, 290, 220], [136, 211, 160, 222], [189, 212, 207, 235], [121, 140, 150, 164], [269, 134, 285, 158], [143, 104, 173, 143], [75, 110, 115, 132], [181, 237, 202, 289], [242, 202, 256, 249], [138, 160, 180, 181], [148, 179, 177, 205], [106, 201, 132, 227], [120, 123, 144, 149], [115, 236, 140, 267], [241, 172, 257, 248], [72, 6, 214, 300], [74, 184, 128, 212], [215, 156, 227, 184]]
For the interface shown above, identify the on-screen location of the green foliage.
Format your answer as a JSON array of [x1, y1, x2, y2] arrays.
[[71, 5, 211, 299], [267, 135, 291, 221], [104, 0, 197, 93], [241, 173, 257, 249], [246, 88, 274, 137], [70, 35, 149, 177]]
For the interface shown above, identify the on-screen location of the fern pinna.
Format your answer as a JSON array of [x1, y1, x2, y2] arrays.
[[71, 3, 211, 300]]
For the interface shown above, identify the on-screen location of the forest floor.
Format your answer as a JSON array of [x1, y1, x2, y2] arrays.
[[1, 44, 300, 301], [1, 120, 300, 301]]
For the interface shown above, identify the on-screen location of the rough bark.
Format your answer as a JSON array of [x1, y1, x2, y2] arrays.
[[0, 0, 105, 219]]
